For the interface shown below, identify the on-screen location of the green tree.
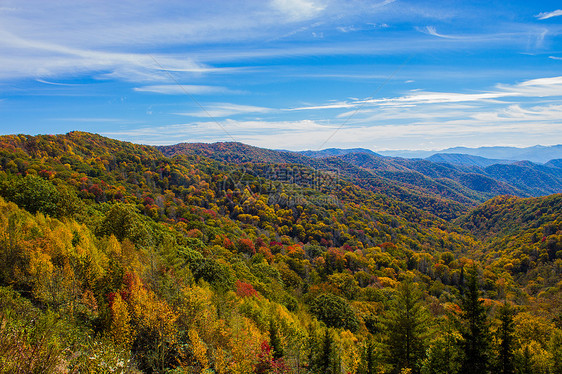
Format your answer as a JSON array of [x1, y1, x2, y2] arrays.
[[269, 319, 284, 360], [2, 174, 60, 217], [359, 339, 379, 374], [98, 203, 153, 245], [421, 317, 461, 374], [385, 279, 429, 374], [458, 265, 491, 374], [496, 302, 515, 374], [311, 329, 339, 374], [310, 293, 360, 332], [549, 329, 562, 374]]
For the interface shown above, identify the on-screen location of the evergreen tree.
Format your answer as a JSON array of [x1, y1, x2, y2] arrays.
[[549, 329, 562, 374], [516, 345, 533, 374], [385, 279, 429, 373], [458, 265, 491, 374], [421, 317, 461, 374], [312, 329, 338, 374], [496, 302, 515, 374], [269, 319, 284, 359], [360, 339, 378, 374]]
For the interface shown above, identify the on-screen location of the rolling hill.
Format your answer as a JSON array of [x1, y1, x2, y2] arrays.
[[1, 132, 562, 373]]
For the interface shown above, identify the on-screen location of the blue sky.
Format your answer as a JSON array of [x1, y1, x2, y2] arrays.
[[1, 0, 561, 151]]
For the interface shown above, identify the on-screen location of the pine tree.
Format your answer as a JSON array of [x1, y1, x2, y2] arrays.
[[496, 302, 515, 374], [269, 319, 284, 360], [312, 329, 338, 374], [385, 279, 429, 373], [360, 339, 378, 374], [458, 265, 491, 374], [421, 317, 461, 374], [517, 345, 533, 374], [549, 329, 562, 374]]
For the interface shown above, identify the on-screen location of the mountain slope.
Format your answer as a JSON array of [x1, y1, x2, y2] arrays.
[[297, 148, 381, 158], [426, 153, 511, 167], [2, 132, 562, 373], [159, 142, 476, 219], [380, 144, 562, 163], [457, 194, 562, 293], [484, 161, 562, 196], [160, 142, 562, 219]]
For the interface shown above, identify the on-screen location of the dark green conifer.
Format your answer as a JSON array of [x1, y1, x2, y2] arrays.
[[496, 302, 515, 374], [361, 339, 377, 374], [269, 319, 283, 359], [458, 265, 491, 374], [385, 279, 429, 373]]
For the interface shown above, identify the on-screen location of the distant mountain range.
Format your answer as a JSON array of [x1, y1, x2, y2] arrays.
[[426, 153, 512, 168], [297, 148, 381, 158], [159, 141, 562, 220], [378, 144, 562, 163]]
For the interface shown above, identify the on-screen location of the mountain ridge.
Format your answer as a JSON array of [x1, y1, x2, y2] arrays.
[[159, 141, 562, 217], [378, 144, 562, 163]]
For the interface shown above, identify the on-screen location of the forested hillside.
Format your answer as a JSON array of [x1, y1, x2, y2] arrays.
[[1, 132, 561, 373], [161, 142, 562, 219]]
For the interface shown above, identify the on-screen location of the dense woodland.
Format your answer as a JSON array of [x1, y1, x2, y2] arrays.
[[0, 132, 561, 373]]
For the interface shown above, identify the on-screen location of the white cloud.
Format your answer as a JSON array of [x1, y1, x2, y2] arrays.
[[175, 103, 273, 117], [36, 79, 81, 86], [471, 104, 562, 122], [290, 102, 355, 111], [100, 112, 562, 150], [100, 118, 332, 146], [550, 56, 562, 60], [0, 29, 222, 81], [421, 26, 457, 39], [271, 0, 326, 21], [536, 9, 562, 20], [134, 85, 240, 95], [290, 75, 562, 112]]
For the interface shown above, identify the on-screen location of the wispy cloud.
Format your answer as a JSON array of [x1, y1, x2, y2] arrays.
[[536, 9, 562, 20], [290, 75, 562, 111], [420, 26, 459, 39], [271, 0, 326, 21], [471, 104, 562, 122], [101, 111, 562, 150], [134, 85, 242, 95], [100, 118, 331, 146], [0, 29, 221, 81], [52, 117, 132, 123], [175, 103, 273, 118], [36, 79, 82, 86], [290, 102, 356, 111]]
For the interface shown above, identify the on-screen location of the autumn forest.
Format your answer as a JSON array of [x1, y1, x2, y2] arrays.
[[1, 132, 562, 374]]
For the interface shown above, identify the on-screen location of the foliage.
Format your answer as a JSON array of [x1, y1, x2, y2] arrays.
[[384, 279, 430, 373], [0, 132, 561, 373], [458, 265, 492, 374], [310, 293, 360, 332]]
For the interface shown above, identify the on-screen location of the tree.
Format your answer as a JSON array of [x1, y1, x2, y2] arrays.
[[360, 339, 378, 374], [269, 319, 284, 360], [421, 317, 461, 374], [310, 329, 339, 374], [549, 329, 562, 374], [2, 174, 61, 217], [385, 279, 429, 373], [496, 302, 515, 374], [458, 265, 491, 374], [310, 293, 359, 332]]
